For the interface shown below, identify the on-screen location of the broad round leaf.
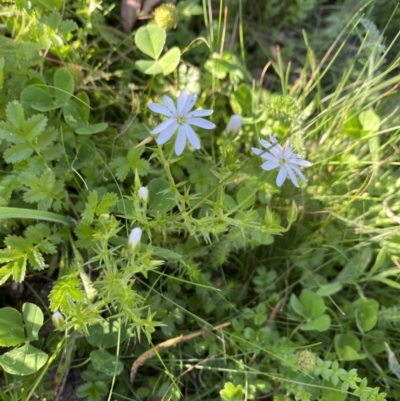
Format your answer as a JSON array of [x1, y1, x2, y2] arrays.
[[75, 123, 108, 135], [0, 344, 48, 375], [0, 307, 25, 346], [136, 60, 163, 75], [22, 303, 44, 342], [159, 47, 181, 76], [90, 349, 123, 376], [54, 68, 74, 104], [21, 86, 62, 112], [135, 25, 166, 59]]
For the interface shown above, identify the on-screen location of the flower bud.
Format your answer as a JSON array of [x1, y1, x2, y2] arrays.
[[52, 311, 65, 330], [296, 350, 316, 372], [153, 3, 179, 31], [138, 186, 149, 203], [226, 114, 242, 134], [129, 227, 142, 251]]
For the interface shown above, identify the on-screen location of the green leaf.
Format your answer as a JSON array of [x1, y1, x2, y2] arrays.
[[337, 247, 372, 283], [354, 299, 379, 333], [159, 47, 181, 75], [6, 100, 24, 129], [0, 344, 48, 375], [220, 382, 245, 401], [316, 282, 343, 296], [335, 333, 364, 361], [54, 68, 74, 104], [4, 143, 34, 164], [343, 109, 370, 139], [75, 123, 108, 135], [300, 314, 331, 332], [49, 276, 85, 312], [30, 0, 63, 11], [148, 178, 175, 214], [12, 256, 27, 282], [86, 319, 128, 348], [290, 293, 305, 316], [90, 349, 123, 376], [63, 99, 86, 127], [236, 187, 255, 210], [299, 289, 325, 319], [135, 60, 163, 75], [22, 303, 44, 341], [0, 307, 25, 346], [135, 25, 166, 59], [76, 92, 90, 123], [21, 86, 62, 112], [359, 109, 380, 133]]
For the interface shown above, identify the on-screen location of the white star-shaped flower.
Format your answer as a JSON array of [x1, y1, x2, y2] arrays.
[[252, 135, 312, 188], [148, 89, 216, 155]]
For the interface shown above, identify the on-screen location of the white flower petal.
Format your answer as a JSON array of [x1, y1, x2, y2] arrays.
[[156, 121, 179, 144], [288, 163, 308, 182], [186, 117, 216, 130], [270, 135, 278, 144], [187, 109, 213, 118], [252, 147, 264, 156], [162, 95, 177, 115], [151, 118, 176, 134], [182, 93, 197, 114], [289, 157, 312, 167], [148, 102, 174, 117], [259, 152, 279, 162], [259, 138, 273, 150], [286, 166, 300, 187], [177, 89, 188, 114], [185, 124, 201, 149], [261, 160, 280, 171], [276, 166, 288, 187], [175, 126, 187, 155]]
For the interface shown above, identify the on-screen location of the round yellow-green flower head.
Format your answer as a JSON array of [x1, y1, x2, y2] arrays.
[[153, 3, 179, 31], [296, 350, 316, 371]]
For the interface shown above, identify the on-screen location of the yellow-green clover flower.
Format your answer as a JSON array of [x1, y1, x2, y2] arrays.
[[148, 89, 215, 155], [252, 135, 312, 187]]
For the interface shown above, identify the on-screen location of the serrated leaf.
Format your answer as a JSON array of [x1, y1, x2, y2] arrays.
[[4, 143, 34, 163], [58, 19, 78, 34], [159, 46, 180, 75], [75, 123, 108, 135], [12, 256, 27, 282], [0, 264, 13, 285], [6, 100, 25, 129], [24, 114, 48, 140], [49, 276, 85, 312], [27, 249, 45, 270], [5, 235, 31, 252], [135, 25, 165, 59], [0, 344, 48, 375], [22, 303, 44, 342], [82, 191, 98, 223], [97, 193, 119, 215]]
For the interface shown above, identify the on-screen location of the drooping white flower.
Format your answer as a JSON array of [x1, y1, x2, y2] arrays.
[[252, 135, 312, 188], [51, 311, 65, 330], [129, 227, 142, 251], [148, 89, 215, 155], [226, 114, 242, 134], [138, 186, 149, 203]]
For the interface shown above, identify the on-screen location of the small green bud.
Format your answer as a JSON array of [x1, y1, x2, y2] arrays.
[[153, 3, 179, 31], [296, 350, 316, 371], [287, 200, 298, 223]]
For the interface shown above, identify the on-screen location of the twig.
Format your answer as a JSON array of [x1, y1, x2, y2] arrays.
[[130, 322, 231, 384]]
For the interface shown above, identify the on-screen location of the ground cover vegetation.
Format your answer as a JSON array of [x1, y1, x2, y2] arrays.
[[0, 0, 399, 399]]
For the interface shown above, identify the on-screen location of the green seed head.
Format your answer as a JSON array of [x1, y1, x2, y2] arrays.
[[153, 3, 179, 31], [296, 350, 316, 371]]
